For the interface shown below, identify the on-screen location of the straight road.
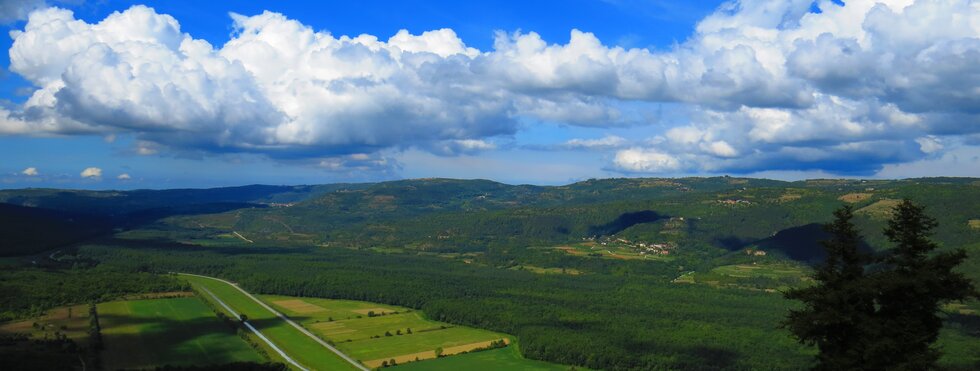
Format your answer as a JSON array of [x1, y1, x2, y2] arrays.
[[197, 285, 309, 371], [179, 273, 368, 371]]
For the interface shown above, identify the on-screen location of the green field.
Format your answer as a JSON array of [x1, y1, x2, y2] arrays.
[[181, 275, 361, 370], [711, 263, 809, 279], [98, 297, 263, 370], [675, 262, 811, 290], [391, 346, 573, 371], [261, 295, 509, 366]]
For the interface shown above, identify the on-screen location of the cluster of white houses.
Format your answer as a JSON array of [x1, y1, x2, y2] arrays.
[[585, 236, 676, 255]]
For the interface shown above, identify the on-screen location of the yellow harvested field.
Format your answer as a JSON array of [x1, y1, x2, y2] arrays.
[[969, 219, 980, 229], [778, 193, 802, 202], [442, 338, 510, 354], [838, 193, 872, 203], [362, 338, 510, 368], [556, 246, 586, 256], [312, 326, 357, 336], [312, 321, 345, 329], [351, 307, 394, 315], [856, 199, 901, 218], [272, 299, 326, 314], [310, 322, 358, 336]]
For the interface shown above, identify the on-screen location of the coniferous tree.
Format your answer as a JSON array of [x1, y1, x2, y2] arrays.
[[865, 199, 977, 369], [784, 205, 874, 370]]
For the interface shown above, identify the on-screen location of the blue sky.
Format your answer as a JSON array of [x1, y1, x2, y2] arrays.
[[1, 0, 977, 189]]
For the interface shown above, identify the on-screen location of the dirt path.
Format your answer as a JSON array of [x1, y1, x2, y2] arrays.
[[232, 231, 254, 243]]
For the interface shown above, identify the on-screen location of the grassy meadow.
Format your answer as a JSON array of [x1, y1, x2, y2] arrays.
[[391, 346, 573, 371], [673, 262, 812, 290], [97, 296, 263, 369]]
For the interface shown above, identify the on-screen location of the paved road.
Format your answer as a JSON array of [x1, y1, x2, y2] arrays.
[[197, 285, 309, 371], [179, 273, 369, 371]]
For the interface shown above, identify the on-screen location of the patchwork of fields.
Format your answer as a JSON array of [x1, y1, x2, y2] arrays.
[[0, 295, 264, 370], [0, 303, 92, 344], [2, 272, 577, 370], [261, 294, 511, 368], [181, 275, 362, 370]]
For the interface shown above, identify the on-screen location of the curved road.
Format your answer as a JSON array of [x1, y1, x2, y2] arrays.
[[179, 273, 369, 371]]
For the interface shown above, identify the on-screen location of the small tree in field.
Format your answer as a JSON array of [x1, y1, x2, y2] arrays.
[[783, 206, 875, 370]]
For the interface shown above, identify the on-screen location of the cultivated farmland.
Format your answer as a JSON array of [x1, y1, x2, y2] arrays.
[[391, 346, 573, 371], [181, 275, 363, 371], [261, 294, 511, 368], [97, 296, 263, 369], [0, 303, 92, 344]]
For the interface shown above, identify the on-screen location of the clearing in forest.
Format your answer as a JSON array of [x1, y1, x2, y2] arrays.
[[856, 198, 902, 219], [778, 193, 802, 202], [838, 193, 873, 203], [0, 304, 91, 343]]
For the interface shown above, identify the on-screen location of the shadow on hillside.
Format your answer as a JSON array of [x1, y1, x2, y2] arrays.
[[588, 210, 669, 236], [92, 237, 315, 255], [753, 223, 873, 264], [675, 346, 741, 368], [713, 236, 753, 251]]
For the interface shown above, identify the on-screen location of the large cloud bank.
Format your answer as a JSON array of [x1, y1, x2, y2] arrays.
[[2, 0, 978, 174]]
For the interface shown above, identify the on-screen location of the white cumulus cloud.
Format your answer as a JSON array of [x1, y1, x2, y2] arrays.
[[80, 167, 101, 178], [21, 167, 39, 176], [0, 1, 977, 176], [613, 148, 681, 173], [915, 136, 943, 154], [117, 173, 131, 180]]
